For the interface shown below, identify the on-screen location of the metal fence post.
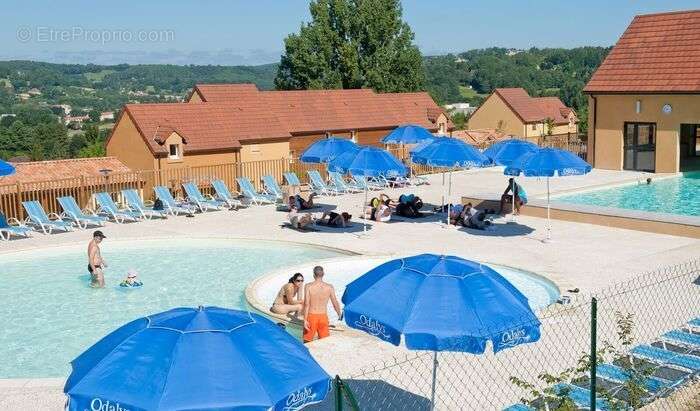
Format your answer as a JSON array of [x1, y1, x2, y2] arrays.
[[590, 297, 597, 410], [335, 375, 343, 411]]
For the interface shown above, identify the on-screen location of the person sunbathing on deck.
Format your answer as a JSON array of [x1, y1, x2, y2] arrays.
[[319, 211, 351, 228], [364, 199, 391, 222], [288, 206, 314, 229], [288, 193, 316, 210], [271, 273, 305, 316]]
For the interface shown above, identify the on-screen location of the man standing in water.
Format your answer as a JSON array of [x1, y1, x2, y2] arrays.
[[303, 266, 342, 343], [87, 231, 107, 288]]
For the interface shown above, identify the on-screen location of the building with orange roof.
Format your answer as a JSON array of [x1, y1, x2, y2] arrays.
[[107, 84, 451, 171], [585, 9, 700, 173], [1, 157, 130, 186], [467, 88, 578, 142]]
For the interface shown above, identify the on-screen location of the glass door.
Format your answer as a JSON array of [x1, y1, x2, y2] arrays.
[[624, 123, 656, 172]]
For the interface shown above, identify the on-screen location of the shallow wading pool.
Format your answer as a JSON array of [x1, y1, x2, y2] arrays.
[[0, 238, 346, 378]]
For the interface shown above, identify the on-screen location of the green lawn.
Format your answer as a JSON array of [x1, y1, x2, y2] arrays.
[[84, 70, 115, 82], [459, 85, 487, 100]]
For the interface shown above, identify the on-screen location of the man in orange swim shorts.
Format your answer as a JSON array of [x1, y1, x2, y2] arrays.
[[303, 266, 342, 343]]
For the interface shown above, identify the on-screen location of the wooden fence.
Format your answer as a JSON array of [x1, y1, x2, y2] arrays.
[[0, 138, 587, 222]]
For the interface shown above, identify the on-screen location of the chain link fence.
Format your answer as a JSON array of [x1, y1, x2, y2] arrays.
[[310, 259, 700, 410]]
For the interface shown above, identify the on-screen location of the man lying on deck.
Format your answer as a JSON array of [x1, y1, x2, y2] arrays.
[[318, 211, 351, 228], [288, 206, 314, 229]]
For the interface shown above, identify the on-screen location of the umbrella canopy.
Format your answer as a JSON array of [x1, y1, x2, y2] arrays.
[[382, 125, 436, 145], [504, 147, 591, 177], [0, 159, 15, 177], [300, 136, 359, 163], [342, 254, 541, 353], [411, 137, 491, 168], [64, 306, 330, 411], [328, 146, 407, 178], [483, 138, 539, 167]]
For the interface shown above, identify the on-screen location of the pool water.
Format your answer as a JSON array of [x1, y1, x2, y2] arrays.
[[555, 172, 700, 216], [0, 239, 344, 378]]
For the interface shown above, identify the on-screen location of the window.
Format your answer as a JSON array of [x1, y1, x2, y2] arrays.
[[168, 144, 180, 159], [531, 124, 537, 131], [250, 144, 261, 154]]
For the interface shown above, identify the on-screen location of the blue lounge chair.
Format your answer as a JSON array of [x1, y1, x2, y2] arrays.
[[94, 192, 141, 223], [328, 171, 361, 193], [689, 318, 700, 329], [57, 196, 107, 228], [596, 363, 669, 394], [154, 186, 196, 216], [502, 404, 533, 411], [283, 172, 303, 187], [122, 189, 168, 219], [182, 182, 224, 212], [22, 200, 74, 234], [351, 175, 380, 192], [211, 180, 243, 209], [553, 383, 610, 411], [236, 177, 276, 205], [307, 170, 339, 195], [261, 175, 284, 200], [631, 345, 700, 371], [0, 212, 32, 240], [662, 330, 700, 350]]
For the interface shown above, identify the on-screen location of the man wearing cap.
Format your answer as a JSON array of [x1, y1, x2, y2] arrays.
[[88, 231, 107, 288]]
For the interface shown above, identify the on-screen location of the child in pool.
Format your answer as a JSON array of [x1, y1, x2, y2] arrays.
[[120, 269, 143, 287]]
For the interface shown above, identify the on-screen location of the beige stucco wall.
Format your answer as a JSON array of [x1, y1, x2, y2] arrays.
[[239, 140, 290, 163], [468, 94, 525, 137], [106, 114, 157, 171], [188, 91, 203, 103], [590, 94, 699, 173], [158, 151, 240, 170]]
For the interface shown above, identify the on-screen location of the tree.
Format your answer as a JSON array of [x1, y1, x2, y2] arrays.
[[544, 117, 555, 137], [88, 109, 101, 123], [275, 0, 425, 92]]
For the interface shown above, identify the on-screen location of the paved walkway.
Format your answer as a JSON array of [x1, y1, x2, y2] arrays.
[[1, 168, 697, 409]]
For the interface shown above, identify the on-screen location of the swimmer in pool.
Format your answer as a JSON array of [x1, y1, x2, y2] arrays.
[[120, 269, 143, 287]]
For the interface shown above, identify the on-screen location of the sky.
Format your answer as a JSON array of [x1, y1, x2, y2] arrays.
[[1, 0, 698, 66]]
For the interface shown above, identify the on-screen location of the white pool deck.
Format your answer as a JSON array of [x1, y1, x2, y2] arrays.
[[1, 167, 699, 409]]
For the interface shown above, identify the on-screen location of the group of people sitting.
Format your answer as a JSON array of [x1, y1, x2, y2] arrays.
[[287, 192, 425, 229]]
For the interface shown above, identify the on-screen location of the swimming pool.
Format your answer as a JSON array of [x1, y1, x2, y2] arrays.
[[253, 257, 560, 325], [555, 172, 700, 217], [0, 239, 346, 378]]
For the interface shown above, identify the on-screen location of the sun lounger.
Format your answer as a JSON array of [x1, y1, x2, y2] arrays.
[[22, 200, 74, 234], [596, 363, 670, 394], [283, 172, 303, 187], [94, 192, 141, 223], [351, 175, 380, 191], [662, 330, 700, 350], [122, 189, 168, 219], [687, 318, 700, 330], [154, 186, 196, 216], [182, 182, 225, 212], [308, 170, 340, 195], [631, 345, 700, 371], [0, 212, 32, 240], [262, 175, 284, 200], [57, 196, 107, 228], [502, 404, 533, 411], [553, 383, 610, 411], [211, 180, 243, 209], [236, 177, 276, 205], [328, 171, 361, 193]]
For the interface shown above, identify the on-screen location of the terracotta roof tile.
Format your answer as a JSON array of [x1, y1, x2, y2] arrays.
[[191, 84, 448, 134], [123, 102, 291, 154], [3, 157, 130, 185], [494, 88, 575, 125], [585, 10, 700, 92]]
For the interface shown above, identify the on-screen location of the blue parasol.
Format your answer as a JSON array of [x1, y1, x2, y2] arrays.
[[343, 254, 541, 408], [300, 136, 359, 164], [381, 125, 436, 145], [0, 159, 16, 177], [64, 306, 330, 411], [504, 148, 592, 241]]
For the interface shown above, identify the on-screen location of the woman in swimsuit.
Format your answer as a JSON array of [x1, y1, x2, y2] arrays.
[[271, 273, 305, 315]]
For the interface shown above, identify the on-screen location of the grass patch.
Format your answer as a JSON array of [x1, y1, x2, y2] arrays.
[[459, 86, 485, 99], [84, 70, 115, 82]]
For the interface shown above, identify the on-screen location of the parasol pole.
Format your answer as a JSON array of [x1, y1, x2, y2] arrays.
[[511, 177, 517, 222], [430, 351, 439, 410], [545, 176, 552, 242]]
